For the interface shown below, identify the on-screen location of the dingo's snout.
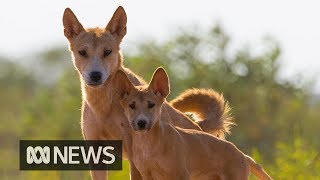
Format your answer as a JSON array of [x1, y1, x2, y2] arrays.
[[89, 71, 102, 84], [136, 119, 147, 130]]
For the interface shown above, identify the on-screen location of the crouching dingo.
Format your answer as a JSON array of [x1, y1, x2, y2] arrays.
[[114, 67, 273, 180]]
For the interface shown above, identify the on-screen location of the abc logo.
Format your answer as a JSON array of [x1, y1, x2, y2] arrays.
[[26, 146, 50, 164]]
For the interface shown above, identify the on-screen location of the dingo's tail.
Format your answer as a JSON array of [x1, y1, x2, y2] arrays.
[[245, 155, 273, 180], [170, 88, 234, 139]]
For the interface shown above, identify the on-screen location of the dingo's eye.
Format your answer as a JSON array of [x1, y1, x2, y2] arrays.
[[129, 102, 135, 109], [104, 50, 112, 57], [78, 50, 87, 57], [148, 101, 155, 109]]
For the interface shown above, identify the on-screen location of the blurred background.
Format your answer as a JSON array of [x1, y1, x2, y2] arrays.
[[1, 0, 319, 179]]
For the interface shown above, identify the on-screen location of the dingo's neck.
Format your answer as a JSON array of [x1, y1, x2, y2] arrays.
[[81, 79, 114, 117]]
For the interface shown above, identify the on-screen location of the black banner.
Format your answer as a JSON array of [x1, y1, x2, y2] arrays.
[[20, 140, 122, 170]]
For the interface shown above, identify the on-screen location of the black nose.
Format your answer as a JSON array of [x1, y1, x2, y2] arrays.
[[137, 119, 147, 130], [89, 71, 102, 83]]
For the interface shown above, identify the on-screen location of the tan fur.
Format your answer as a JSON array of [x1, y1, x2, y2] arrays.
[[170, 88, 235, 139], [117, 68, 272, 180], [63, 6, 234, 180], [245, 155, 273, 180]]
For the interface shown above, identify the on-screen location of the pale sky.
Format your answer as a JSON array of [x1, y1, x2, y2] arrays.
[[0, 0, 319, 93]]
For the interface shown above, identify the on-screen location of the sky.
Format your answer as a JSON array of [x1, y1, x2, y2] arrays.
[[0, 0, 319, 93]]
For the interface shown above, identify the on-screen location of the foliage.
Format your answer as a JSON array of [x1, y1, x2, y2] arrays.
[[0, 24, 319, 179], [251, 138, 320, 179]]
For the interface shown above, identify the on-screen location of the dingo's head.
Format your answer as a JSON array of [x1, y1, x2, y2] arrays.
[[115, 68, 170, 131], [63, 6, 127, 87]]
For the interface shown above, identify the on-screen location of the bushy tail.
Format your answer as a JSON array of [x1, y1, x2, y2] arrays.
[[245, 155, 273, 180], [170, 88, 235, 139]]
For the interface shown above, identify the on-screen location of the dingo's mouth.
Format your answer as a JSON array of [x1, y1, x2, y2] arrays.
[[86, 82, 104, 88]]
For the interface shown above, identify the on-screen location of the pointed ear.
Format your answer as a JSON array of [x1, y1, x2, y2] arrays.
[[63, 8, 85, 40], [148, 67, 170, 98], [105, 6, 127, 41], [114, 70, 134, 99]]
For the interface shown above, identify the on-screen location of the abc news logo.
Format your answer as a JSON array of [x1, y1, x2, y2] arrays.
[[26, 146, 115, 165], [20, 140, 122, 170]]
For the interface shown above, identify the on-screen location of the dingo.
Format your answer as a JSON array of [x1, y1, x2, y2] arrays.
[[115, 67, 272, 180]]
